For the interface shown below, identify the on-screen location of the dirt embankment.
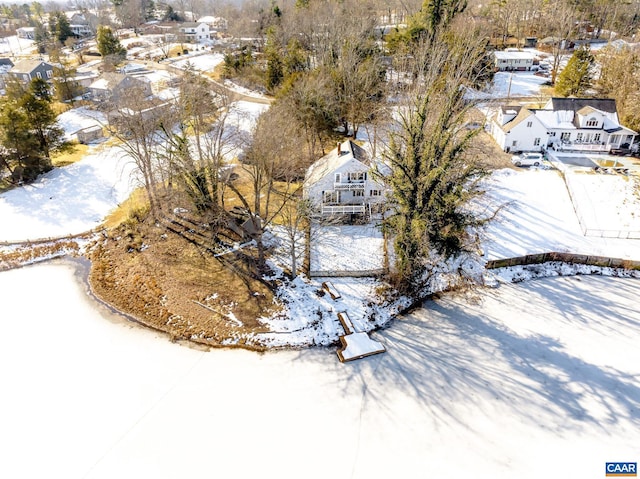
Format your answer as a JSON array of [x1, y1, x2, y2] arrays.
[[88, 218, 277, 350]]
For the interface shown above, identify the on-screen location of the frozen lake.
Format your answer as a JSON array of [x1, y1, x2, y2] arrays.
[[1, 260, 639, 479]]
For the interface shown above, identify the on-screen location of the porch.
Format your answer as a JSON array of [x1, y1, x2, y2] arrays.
[[321, 203, 366, 215]]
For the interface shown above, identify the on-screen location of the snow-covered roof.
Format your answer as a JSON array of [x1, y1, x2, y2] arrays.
[[494, 51, 535, 61], [305, 140, 369, 186]]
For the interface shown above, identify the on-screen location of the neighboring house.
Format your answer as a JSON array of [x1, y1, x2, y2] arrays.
[[8, 59, 54, 83], [70, 24, 92, 37], [489, 98, 637, 153], [16, 27, 35, 39], [87, 72, 152, 102], [493, 50, 535, 71], [178, 22, 210, 42], [304, 140, 388, 218], [196, 16, 228, 32], [67, 11, 98, 34]]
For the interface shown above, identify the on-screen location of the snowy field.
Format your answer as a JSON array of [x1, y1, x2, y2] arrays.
[[0, 261, 638, 479], [484, 169, 640, 260], [172, 53, 224, 72]]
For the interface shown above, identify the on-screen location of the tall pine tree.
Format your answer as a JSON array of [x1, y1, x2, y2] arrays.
[[555, 45, 595, 97]]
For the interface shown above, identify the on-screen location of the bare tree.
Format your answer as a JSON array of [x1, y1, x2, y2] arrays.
[[543, 0, 576, 85]]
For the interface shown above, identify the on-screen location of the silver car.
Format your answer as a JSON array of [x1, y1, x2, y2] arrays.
[[511, 152, 543, 167]]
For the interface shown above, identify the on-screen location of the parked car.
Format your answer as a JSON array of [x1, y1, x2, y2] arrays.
[[511, 152, 544, 166]]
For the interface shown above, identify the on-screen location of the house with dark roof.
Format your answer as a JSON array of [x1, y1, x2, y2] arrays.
[[8, 59, 54, 83], [304, 140, 388, 218], [489, 98, 637, 153]]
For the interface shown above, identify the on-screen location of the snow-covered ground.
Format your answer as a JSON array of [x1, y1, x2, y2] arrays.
[[484, 168, 640, 259], [1, 261, 638, 479], [0, 101, 266, 242], [310, 224, 385, 273], [0, 35, 36, 55], [0, 146, 136, 242], [564, 171, 640, 236], [56, 108, 107, 140], [490, 71, 549, 97], [172, 52, 224, 72]]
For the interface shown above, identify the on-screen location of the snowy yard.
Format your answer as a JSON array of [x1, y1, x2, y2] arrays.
[[0, 147, 136, 242], [484, 169, 640, 260], [0, 261, 638, 479], [491, 71, 549, 97], [310, 224, 385, 273], [564, 171, 640, 237]]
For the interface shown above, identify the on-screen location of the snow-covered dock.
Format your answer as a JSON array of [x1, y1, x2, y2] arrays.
[[336, 311, 385, 362]]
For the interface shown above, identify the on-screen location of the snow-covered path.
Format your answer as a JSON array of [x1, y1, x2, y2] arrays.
[[0, 261, 638, 479]]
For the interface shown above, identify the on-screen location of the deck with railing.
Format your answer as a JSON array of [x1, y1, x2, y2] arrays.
[[321, 203, 366, 215], [333, 180, 365, 190]]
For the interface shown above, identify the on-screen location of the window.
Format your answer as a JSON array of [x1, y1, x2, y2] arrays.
[[335, 173, 341, 183], [348, 172, 366, 182], [512, 140, 518, 147], [46, 70, 52, 79], [534, 138, 541, 146], [370, 190, 381, 196], [36, 72, 42, 79], [526, 121, 533, 128], [353, 190, 364, 197], [576, 133, 583, 142], [610, 134, 620, 145], [323, 191, 339, 203], [23, 74, 28, 81], [594, 133, 601, 142], [585, 117, 598, 127], [561, 132, 571, 142]]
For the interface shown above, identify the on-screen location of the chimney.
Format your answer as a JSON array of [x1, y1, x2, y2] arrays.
[[337, 142, 342, 155]]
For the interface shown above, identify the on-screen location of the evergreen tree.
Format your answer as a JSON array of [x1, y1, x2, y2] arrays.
[[49, 11, 74, 44], [0, 79, 69, 182], [97, 26, 126, 62], [555, 45, 595, 97], [384, 28, 489, 295]]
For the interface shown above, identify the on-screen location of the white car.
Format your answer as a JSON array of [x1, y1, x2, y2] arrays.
[[511, 152, 544, 167]]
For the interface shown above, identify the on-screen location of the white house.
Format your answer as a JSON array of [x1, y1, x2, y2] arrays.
[[493, 50, 535, 71], [304, 140, 388, 218], [196, 16, 228, 32], [16, 27, 35, 40], [489, 98, 637, 153], [179, 22, 210, 42]]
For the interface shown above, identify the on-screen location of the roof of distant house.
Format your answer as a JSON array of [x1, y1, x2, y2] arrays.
[[494, 51, 535, 60]]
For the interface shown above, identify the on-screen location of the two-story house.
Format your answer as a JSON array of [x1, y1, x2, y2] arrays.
[[178, 22, 210, 42], [489, 98, 637, 153], [8, 59, 54, 84], [304, 140, 388, 218]]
